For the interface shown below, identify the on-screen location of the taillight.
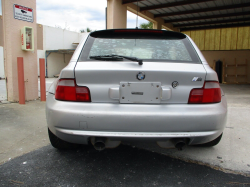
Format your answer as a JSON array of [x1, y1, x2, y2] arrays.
[[55, 79, 91, 102], [188, 81, 221, 104]]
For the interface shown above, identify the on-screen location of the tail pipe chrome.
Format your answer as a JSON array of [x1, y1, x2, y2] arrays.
[[93, 137, 106, 151], [171, 138, 189, 150]]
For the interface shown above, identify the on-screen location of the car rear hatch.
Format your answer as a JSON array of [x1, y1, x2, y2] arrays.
[[74, 29, 206, 104]]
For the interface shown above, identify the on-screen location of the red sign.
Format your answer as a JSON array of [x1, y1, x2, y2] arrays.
[[14, 4, 33, 22], [15, 5, 32, 12]]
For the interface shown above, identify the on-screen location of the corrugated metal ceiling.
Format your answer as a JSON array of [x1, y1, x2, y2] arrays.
[[124, 0, 250, 31]]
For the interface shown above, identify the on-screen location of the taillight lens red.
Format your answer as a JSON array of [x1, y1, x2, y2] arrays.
[[188, 81, 221, 104], [55, 79, 91, 102]]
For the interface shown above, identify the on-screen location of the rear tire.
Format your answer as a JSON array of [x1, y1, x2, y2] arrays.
[[195, 133, 223, 147], [48, 128, 79, 149]]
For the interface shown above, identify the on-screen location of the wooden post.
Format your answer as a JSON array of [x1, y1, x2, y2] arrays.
[[212, 60, 216, 70], [17, 57, 25, 104], [39, 58, 46, 101]]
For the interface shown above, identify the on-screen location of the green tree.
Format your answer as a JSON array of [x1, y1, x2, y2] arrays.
[[86, 27, 92, 32], [139, 21, 153, 29], [80, 28, 92, 33]]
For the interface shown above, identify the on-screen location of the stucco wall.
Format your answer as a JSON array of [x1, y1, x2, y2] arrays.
[[37, 24, 43, 50], [0, 46, 4, 78], [2, 0, 38, 101], [0, 15, 4, 47]]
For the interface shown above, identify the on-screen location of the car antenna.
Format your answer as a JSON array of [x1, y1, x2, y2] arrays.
[[136, 0, 139, 29]]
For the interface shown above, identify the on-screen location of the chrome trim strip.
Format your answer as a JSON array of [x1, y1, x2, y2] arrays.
[[55, 127, 217, 138]]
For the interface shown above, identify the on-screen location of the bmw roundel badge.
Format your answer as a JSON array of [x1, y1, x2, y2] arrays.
[[137, 72, 145, 80], [172, 81, 179, 88]]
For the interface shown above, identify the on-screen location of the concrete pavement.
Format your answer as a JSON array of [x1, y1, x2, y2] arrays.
[[0, 78, 55, 163], [0, 101, 49, 164], [0, 84, 249, 177]]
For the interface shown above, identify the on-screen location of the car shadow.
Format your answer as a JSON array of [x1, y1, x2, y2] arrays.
[[0, 144, 249, 186]]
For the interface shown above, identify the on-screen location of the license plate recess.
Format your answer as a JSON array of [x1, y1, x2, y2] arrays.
[[120, 82, 161, 103]]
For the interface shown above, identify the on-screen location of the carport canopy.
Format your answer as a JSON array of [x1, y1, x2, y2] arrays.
[[107, 0, 250, 31]]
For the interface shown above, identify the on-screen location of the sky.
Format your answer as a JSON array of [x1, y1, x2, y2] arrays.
[[36, 0, 148, 32]]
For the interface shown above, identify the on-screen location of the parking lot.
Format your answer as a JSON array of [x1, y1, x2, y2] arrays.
[[0, 83, 250, 185]]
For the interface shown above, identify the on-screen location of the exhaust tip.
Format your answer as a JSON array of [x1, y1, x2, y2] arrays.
[[94, 142, 106, 151], [93, 137, 106, 151], [170, 138, 188, 151], [175, 142, 186, 150]]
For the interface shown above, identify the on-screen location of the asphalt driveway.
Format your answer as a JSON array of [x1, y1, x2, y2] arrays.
[[1, 145, 250, 186]]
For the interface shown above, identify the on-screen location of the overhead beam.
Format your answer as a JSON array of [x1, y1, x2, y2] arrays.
[[174, 17, 250, 27], [154, 2, 250, 18], [140, 0, 214, 11], [180, 23, 250, 32], [122, 0, 145, 4], [126, 3, 178, 31], [165, 12, 250, 23]]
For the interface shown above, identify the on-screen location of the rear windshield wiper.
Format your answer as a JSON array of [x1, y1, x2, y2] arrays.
[[89, 55, 143, 65]]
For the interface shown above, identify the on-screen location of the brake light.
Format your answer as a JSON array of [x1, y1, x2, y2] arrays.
[[114, 30, 163, 33], [188, 81, 221, 104], [55, 79, 91, 102]]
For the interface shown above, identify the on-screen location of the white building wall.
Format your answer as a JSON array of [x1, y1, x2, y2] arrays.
[[37, 49, 45, 76], [44, 27, 82, 50], [37, 25, 87, 77], [0, 46, 4, 78], [47, 53, 72, 77]]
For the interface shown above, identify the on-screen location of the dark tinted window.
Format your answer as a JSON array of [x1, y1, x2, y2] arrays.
[[78, 29, 201, 63]]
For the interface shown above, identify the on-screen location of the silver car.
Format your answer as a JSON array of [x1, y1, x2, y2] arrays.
[[46, 29, 227, 151]]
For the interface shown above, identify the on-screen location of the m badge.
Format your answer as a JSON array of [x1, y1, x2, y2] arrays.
[[192, 77, 202, 82]]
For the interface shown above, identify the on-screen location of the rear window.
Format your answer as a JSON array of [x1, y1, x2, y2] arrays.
[[78, 29, 201, 63]]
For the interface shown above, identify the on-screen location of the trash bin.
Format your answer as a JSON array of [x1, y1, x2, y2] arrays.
[[215, 60, 223, 83]]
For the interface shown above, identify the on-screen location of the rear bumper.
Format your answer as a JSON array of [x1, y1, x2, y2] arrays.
[[46, 93, 227, 145]]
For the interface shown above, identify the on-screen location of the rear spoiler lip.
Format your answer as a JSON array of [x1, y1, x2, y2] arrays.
[[90, 29, 186, 39]]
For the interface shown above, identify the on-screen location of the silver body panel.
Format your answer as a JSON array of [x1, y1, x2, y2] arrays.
[[46, 31, 227, 147], [74, 62, 206, 103], [46, 94, 227, 145]]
